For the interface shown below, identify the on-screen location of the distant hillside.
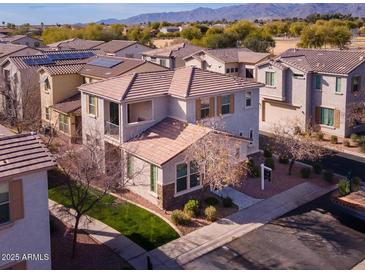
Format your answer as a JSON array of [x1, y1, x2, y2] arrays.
[[96, 3, 365, 25]]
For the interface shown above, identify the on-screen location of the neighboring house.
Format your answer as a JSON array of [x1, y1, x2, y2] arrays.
[[159, 26, 181, 33], [184, 48, 270, 79], [257, 48, 365, 137], [39, 55, 167, 143], [0, 131, 55, 270], [47, 38, 105, 50], [142, 43, 205, 69], [93, 40, 151, 58], [0, 44, 42, 64], [0, 50, 96, 124], [0, 35, 42, 48], [0, 28, 14, 36], [79, 67, 263, 209]]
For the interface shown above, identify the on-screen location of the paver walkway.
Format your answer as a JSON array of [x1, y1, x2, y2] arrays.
[[129, 182, 337, 270], [213, 187, 262, 209], [49, 200, 146, 264]]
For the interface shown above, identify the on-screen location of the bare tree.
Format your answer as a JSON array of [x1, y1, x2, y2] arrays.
[[185, 119, 249, 190], [270, 120, 328, 175], [0, 70, 41, 133], [346, 101, 365, 129]]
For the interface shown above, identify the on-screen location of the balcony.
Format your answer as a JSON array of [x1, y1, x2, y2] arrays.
[[104, 120, 119, 141]]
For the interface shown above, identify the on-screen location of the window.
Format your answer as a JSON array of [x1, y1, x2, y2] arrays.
[[246, 68, 254, 78], [315, 75, 322, 90], [293, 73, 304, 78], [150, 164, 158, 193], [230, 68, 235, 73], [245, 91, 252, 107], [127, 101, 152, 124], [176, 163, 188, 192], [58, 113, 69, 134], [0, 183, 10, 225], [226, 68, 230, 74], [45, 107, 50, 120], [234, 67, 239, 73], [221, 95, 230, 115], [159, 59, 166, 67], [320, 107, 334, 126], [265, 71, 275, 86], [249, 129, 254, 140], [151, 57, 156, 62], [88, 95, 97, 116], [44, 77, 50, 90], [335, 77, 342, 93], [352, 76, 361, 92], [200, 98, 210, 119], [189, 161, 200, 188], [127, 154, 133, 179]]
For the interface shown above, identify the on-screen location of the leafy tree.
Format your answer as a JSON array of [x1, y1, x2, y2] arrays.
[[299, 25, 326, 48], [289, 21, 308, 37], [180, 27, 202, 40], [150, 21, 160, 30], [224, 20, 256, 41], [327, 25, 352, 48], [243, 30, 275, 52]]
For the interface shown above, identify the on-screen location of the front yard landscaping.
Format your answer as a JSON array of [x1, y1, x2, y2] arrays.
[[48, 184, 179, 251]]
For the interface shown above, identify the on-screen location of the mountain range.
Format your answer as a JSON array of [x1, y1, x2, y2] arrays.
[[96, 3, 365, 25]]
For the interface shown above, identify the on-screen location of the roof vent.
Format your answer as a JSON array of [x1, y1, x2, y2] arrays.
[[360, 56, 364, 61]]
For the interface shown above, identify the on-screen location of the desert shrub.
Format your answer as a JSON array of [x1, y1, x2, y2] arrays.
[[323, 169, 334, 182], [222, 196, 233, 207], [248, 159, 260, 177], [204, 206, 217, 221], [278, 155, 289, 164], [316, 131, 324, 141], [263, 148, 272, 158], [337, 179, 351, 196], [205, 196, 219, 206], [358, 136, 365, 146], [294, 126, 302, 135], [312, 162, 322, 174], [350, 133, 359, 144], [184, 199, 199, 217], [330, 135, 338, 144], [171, 210, 191, 225], [350, 177, 362, 192], [264, 157, 275, 170], [343, 139, 350, 147], [300, 167, 311, 178]]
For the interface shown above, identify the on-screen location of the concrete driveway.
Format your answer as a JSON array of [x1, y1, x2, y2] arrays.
[[184, 193, 365, 270]]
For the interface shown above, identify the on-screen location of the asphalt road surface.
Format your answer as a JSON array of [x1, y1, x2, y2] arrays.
[[184, 193, 365, 270]]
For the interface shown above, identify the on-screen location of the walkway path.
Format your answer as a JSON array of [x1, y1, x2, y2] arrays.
[[213, 187, 262, 210], [129, 182, 337, 270], [49, 200, 146, 265]]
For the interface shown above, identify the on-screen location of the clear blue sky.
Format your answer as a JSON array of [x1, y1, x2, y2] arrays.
[[0, 3, 235, 25]]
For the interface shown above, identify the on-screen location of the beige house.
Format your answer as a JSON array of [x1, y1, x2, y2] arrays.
[[79, 67, 263, 209], [184, 47, 270, 80], [0, 35, 42, 48], [0, 131, 55, 270], [39, 55, 167, 143], [93, 40, 151, 58], [142, 43, 205, 69], [47, 38, 105, 50], [257, 48, 365, 137]]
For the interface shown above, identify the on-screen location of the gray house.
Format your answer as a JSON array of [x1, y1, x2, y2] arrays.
[[257, 48, 365, 137], [79, 67, 263, 209]]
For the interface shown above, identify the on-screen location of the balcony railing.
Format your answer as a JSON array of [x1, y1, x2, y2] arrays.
[[104, 121, 119, 141]]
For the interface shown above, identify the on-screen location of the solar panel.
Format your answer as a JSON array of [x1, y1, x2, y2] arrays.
[[24, 57, 54, 66], [47, 51, 95, 61], [87, 58, 122, 68]]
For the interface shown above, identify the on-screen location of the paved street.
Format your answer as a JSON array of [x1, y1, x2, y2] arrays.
[[184, 192, 365, 270]]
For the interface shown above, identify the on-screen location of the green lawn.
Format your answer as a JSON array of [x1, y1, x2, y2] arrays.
[[48, 185, 179, 251]]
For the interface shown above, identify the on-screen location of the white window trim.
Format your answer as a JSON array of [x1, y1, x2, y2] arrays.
[[265, 71, 275, 87], [174, 161, 202, 197], [88, 95, 97, 117], [245, 91, 253, 109], [221, 94, 231, 116]]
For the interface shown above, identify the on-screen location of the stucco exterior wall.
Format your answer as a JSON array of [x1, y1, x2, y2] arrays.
[[0, 171, 51, 270], [114, 43, 151, 59], [142, 56, 172, 69]]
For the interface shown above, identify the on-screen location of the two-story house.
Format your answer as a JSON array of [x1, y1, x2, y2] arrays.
[[38, 55, 167, 143], [142, 43, 205, 69], [79, 67, 263, 209], [0, 130, 55, 270], [93, 40, 151, 58], [0, 50, 96, 127], [184, 48, 270, 80], [257, 48, 365, 137]]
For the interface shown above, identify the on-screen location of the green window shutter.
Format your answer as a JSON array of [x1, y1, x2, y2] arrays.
[[150, 164, 157, 192], [315, 75, 321, 90], [336, 77, 341, 93]]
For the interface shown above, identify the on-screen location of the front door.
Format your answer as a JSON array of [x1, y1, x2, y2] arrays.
[[109, 102, 119, 125]]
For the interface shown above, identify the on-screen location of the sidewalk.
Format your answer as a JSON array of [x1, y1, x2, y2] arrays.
[[353, 259, 365, 270], [49, 200, 146, 265], [129, 182, 337, 270]]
